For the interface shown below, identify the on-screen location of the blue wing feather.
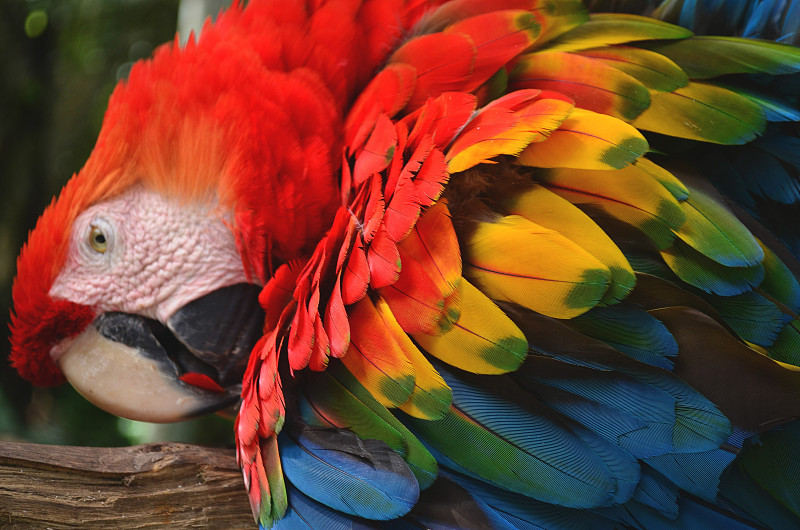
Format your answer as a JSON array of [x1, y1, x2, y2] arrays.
[[278, 426, 419, 520]]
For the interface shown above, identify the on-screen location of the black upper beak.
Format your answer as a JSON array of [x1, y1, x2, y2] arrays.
[[166, 283, 264, 386]]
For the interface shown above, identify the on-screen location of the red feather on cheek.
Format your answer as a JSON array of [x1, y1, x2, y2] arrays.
[[10, 299, 94, 387]]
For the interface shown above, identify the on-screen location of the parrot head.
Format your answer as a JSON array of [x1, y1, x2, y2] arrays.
[[8, 6, 346, 422]]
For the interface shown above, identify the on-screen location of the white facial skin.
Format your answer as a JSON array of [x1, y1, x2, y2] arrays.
[[49, 186, 249, 335]]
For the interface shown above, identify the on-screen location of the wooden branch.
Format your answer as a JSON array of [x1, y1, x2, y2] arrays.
[[0, 441, 254, 528]]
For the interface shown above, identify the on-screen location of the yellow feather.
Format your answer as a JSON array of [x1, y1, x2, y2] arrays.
[[505, 183, 635, 305], [412, 279, 527, 375], [518, 108, 648, 170], [341, 297, 415, 408], [537, 163, 687, 249], [634, 157, 689, 200], [544, 13, 692, 53], [447, 96, 574, 173], [366, 298, 453, 420], [631, 82, 765, 144], [464, 215, 611, 318]]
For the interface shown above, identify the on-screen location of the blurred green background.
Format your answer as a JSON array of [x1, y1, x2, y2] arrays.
[[0, 0, 234, 447]]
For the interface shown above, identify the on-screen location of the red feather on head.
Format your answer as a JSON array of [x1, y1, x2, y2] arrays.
[[10, 0, 424, 385]]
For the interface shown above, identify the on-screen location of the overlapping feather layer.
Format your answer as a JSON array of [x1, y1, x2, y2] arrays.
[[232, 1, 800, 528]]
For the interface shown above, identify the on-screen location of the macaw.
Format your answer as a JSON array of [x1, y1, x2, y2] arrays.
[[9, 0, 800, 527]]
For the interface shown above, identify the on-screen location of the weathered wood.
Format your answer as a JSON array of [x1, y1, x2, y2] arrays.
[[0, 442, 254, 528]]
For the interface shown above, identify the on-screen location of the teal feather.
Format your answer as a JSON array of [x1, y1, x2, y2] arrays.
[[704, 291, 786, 346], [567, 305, 678, 369], [505, 307, 731, 452], [770, 320, 800, 365], [691, 140, 800, 258], [729, 146, 800, 206], [298, 379, 407, 455], [630, 465, 679, 518], [677, 184, 764, 268], [719, 424, 800, 529], [644, 36, 800, 78], [644, 448, 738, 502], [732, 86, 800, 122], [604, 496, 762, 530], [323, 366, 439, 489], [758, 243, 800, 313], [730, 420, 800, 518], [720, 468, 800, 530], [662, 238, 765, 296]]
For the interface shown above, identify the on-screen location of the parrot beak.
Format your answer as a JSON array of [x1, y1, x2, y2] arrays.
[[56, 283, 264, 423]]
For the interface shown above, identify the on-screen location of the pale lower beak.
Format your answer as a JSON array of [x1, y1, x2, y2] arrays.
[[58, 316, 240, 422]]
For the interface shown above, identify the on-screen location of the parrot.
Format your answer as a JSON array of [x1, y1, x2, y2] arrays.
[[9, 0, 800, 527]]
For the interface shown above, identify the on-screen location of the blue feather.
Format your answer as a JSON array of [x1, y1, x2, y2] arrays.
[[278, 426, 419, 520], [397, 475, 518, 530], [609, 496, 761, 530], [731, 147, 800, 205], [742, 0, 777, 38], [273, 483, 379, 529], [521, 325, 732, 452], [735, 88, 800, 121], [526, 377, 675, 459], [514, 357, 677, 459], [756, 133, 800, 171], [644, 448, 738, 502], [443, 470, 618, 530], [630, 465, 679, 518]]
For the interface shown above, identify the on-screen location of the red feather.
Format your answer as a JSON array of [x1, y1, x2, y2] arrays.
[[445, 10, 542, 93], [342, 236, 370, 305], [345, 63, 417, 151], [379, 249, 448, 335], [353, 114, 398, 186], [368, 225, 402, 288], [390, 32, 477, 111], [325, 274, 351, 359]]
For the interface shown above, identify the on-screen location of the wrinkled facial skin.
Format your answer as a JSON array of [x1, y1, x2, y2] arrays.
[[49, 185, 249, 327]]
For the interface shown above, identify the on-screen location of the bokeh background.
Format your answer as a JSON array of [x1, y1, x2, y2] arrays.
[[0, 0, 233, 447]]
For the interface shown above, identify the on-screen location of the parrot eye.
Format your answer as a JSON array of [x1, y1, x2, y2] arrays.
[[89, 226, 107, 253]]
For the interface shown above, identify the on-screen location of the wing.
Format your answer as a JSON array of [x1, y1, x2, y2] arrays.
[[237, 1, 800, 527]]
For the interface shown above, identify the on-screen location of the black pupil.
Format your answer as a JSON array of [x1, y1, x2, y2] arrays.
[[94, 233, 105, 244]]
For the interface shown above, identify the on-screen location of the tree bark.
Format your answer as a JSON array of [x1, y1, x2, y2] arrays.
[[0, 441, 254, 528]]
